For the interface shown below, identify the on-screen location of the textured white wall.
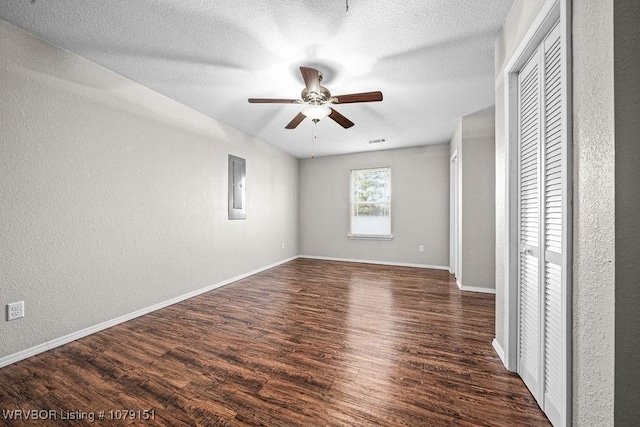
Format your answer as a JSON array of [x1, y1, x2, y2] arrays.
[[573, 0, 615, 424], [614, 2, 640, 424], [449, 107, 496, 290], [299, 145, 450, 267], [0, 21, 299, 360]]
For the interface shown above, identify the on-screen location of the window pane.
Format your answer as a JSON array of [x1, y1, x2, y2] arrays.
[[353, 168, 390, 203], [351, 203, 391, 236]]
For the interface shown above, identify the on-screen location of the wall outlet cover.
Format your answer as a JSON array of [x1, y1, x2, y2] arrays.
[[7, 301, 25, 321]]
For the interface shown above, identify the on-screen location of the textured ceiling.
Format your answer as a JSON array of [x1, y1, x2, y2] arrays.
[[0, 0, 513, 158]]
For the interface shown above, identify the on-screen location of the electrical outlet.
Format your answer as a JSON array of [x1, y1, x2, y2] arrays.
[[7, 301, 24, 321], [281, 243, 285, 249], [419, 245, 425, 253]]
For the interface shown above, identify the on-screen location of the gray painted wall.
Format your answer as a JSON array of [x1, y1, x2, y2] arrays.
[[614, 2, 640, 424], [299, 145, 450, 267], [449, 107, 496, 290], [0, 21, 299, 360]]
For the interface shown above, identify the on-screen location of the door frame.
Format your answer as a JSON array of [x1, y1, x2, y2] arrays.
[[502, 0, 572, 425], [450, 150, 459, 278]]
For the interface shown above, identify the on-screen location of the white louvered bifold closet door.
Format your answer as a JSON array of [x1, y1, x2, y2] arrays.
[[517, 22, 565, 427], [518, 49, 542, 403], [541, 23, 563, 426]]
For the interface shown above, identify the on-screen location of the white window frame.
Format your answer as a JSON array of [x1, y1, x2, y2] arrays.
[[348, 167, 392, 240]]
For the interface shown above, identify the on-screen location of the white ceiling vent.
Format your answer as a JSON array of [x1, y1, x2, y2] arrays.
[[368, 138, 387, 144]]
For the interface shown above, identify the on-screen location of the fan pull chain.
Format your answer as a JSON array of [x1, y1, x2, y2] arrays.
[[346, 0, 349, 12], [311, 121, 318, 158]]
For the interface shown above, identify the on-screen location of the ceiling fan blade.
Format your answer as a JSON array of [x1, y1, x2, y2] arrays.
[[248, 98, 301, 104], [285, 112, 306, 129], [300, 66, 321, 94], [332, 91, 383, 104], [328, 108, 354, 129]]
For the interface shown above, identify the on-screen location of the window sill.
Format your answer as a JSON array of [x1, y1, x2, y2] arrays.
[[347, 234, 393, 241]]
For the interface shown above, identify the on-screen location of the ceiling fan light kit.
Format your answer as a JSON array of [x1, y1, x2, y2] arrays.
[[248, 66, 383, 130], [301, 105, 331, 122]]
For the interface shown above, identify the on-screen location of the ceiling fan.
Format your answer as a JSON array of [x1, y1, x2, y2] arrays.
[[248, 66, 383, 129]]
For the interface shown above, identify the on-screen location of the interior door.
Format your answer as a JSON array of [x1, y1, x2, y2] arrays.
[[540, 23, 564, 425], [517, 48, 543, 404], [517, 21, 565, 427]]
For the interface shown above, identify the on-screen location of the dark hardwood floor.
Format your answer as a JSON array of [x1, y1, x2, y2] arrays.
[[0, 259, 550, 426]]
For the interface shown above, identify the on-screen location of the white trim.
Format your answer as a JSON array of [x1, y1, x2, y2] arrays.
[[493, 338, 507, 367], [449, 150, 459, 276], [0, 256, 299, 369], [504, 54, 519, 373], [300, 255, 449, 271], [347, 234, 393, 240], [456, 282, 497, 294], [560, 2, 573, 426], [504, 0, 561, 72]]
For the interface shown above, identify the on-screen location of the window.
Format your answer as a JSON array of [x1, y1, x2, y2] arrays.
[[349, 167, 392, 238]]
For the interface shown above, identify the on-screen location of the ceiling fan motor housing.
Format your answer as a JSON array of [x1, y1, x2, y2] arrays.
[[301, 86, 332, 104]]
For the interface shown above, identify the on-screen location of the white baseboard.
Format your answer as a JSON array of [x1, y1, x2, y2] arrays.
[[300, 255, 449, 271], [492, 338, 507, 368], [0, 256, 299, 369], [456, 280, 497, 294]]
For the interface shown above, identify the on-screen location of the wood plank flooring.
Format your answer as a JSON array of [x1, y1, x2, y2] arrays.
[[0, 259, 550, 426]]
